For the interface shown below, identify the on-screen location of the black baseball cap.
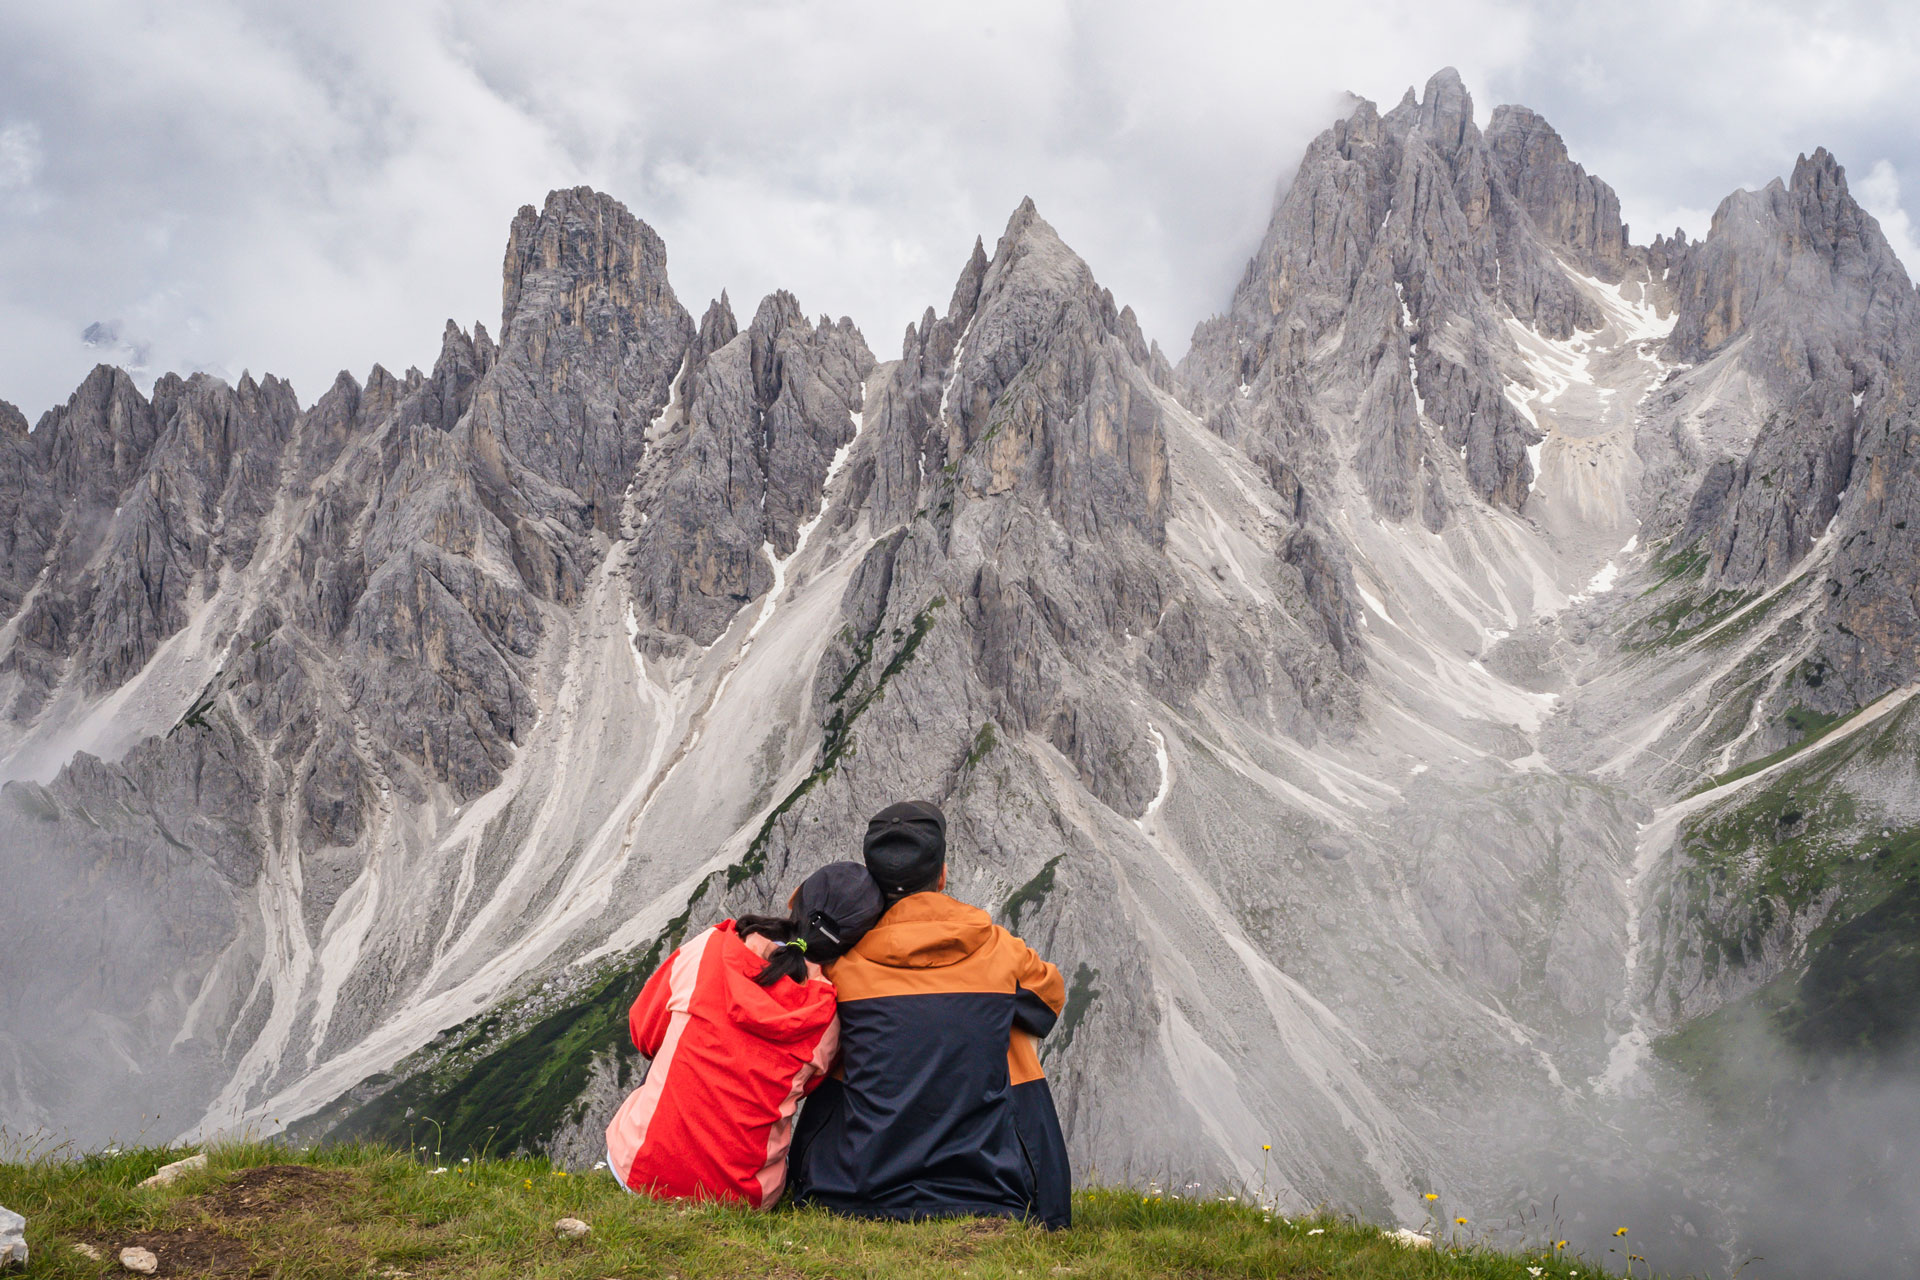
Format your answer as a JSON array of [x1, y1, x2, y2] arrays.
[[792, 861, 886, 959], [862, 800, 947, 899]]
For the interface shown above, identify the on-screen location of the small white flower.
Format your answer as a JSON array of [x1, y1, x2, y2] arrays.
[[429, 1167, 448, 1175], [1308, 1228, 1324, 1235], [1529, 1269, 1543, 1277]]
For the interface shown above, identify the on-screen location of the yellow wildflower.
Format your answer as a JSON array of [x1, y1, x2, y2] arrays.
[[1424, 1193, 1439, 1201], [1613, 1227, 1628, 1237], [1454, 1217, 1468, 1225]]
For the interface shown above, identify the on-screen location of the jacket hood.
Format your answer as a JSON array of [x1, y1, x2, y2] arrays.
[[848, 893, 995, 969], [713, 921, 838, 1043]]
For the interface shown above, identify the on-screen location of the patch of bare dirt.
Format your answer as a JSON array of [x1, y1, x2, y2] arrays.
[[87, 1165, 360, 1277], [101, 1227, 254, 1277], [199, 1164, 352, 1220]]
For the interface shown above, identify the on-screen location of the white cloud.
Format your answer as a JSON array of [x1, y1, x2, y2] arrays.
[[0, 1, 1917, 419], [1855, 160, 1920, 281], [0, 121, 42, 211]]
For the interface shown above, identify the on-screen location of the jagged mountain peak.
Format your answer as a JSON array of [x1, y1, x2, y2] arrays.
[[627, 268, 873, 643], [694, 291, 740, 363], [976, 197, 1099, 312], [1177, 68, 1645, 527], [946, 235, 991, 321], [911, 196, 1168, 540], [483, 185, 695, 533], [1412, 65, 1474, 152], [1791, 143, 1845, 190], [500, 186, 689, 349], [1486, 102, 1631, 278], [1652, 137, 1920, 715], [1671, 141, 1912, 363]]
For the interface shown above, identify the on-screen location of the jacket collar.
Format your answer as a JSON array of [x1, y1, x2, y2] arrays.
[[850, 892, 994, 969]]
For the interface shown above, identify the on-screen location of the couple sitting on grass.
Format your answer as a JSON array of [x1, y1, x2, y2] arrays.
[[603, 800, 1073, 1229]]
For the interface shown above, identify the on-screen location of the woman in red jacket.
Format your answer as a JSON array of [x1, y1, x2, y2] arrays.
[[604, 861, 884, 1207]]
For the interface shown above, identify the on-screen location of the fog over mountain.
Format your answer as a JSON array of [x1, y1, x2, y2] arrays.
[[5, 55, 1920, 1279]]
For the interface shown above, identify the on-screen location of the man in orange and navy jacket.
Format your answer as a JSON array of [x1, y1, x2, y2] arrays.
[[788, 800, 1072, 1228]]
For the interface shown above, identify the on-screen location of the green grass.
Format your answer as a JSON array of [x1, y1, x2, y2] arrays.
[[1643, 545, 1707, 590], [1664, 695, 1917, 974], [1655, 695, 1920, 1108], [1001, 854, 1062, 934], [1624, 586, 1752, 652], [1684, 701, 1867, 796], [0, 1142, 1640, 1280]]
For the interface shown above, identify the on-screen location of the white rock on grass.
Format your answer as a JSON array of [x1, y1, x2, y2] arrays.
[[1385, 1227, 1434, 1249], [73, 1242, 103, 1261], [137, 1153, 207, 1188], [553, 1217, 591, 1240], [119, 1245, 159, 1274], [0, 1204, 25, 1270]]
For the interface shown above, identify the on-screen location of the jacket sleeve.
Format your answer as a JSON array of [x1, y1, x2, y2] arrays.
[[802, 1013, 842, 1095], [1008, 932, 1066, 1037], [629, 950, 679, 1058]]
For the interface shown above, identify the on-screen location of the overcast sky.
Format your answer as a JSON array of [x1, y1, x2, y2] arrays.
[[2, 0, 1917, 418]]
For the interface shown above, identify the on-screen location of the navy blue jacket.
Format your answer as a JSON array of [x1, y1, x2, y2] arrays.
[[788, 892, 1070, 1227]]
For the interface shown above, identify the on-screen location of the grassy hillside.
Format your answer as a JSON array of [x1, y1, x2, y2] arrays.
[[0, 1142, 1649, 1279]]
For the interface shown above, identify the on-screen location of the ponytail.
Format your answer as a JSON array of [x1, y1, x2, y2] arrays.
[[736, 914, 812, 987]]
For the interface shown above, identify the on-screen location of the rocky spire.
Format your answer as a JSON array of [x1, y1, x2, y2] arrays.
[[909, 197, 1170, 542], [486, 187, 696, 532]]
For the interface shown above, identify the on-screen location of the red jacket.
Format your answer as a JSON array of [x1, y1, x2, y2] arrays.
[[604, 921, 839, 1206]]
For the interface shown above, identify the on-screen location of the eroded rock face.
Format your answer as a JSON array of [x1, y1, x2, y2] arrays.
[[1667, 150, 1909, 367], [940, 199, 1169, 541], [493, 186, 695, 534], [628, 292, 874, 644], [1485, 104, 1630, 280]]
